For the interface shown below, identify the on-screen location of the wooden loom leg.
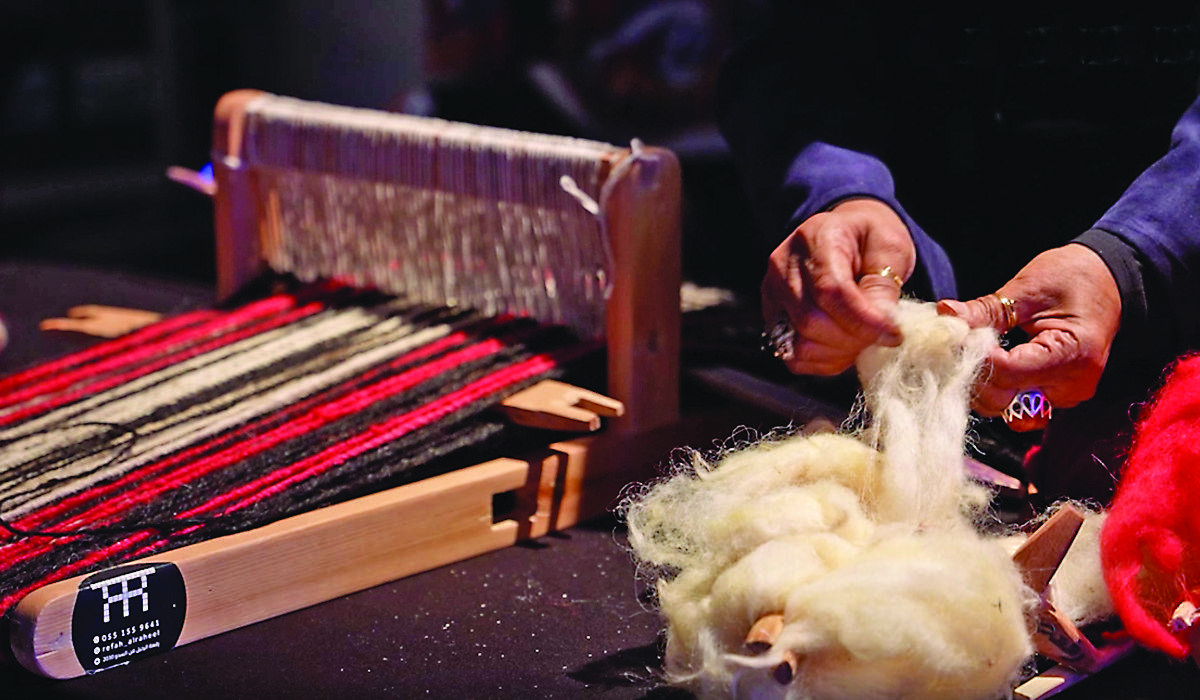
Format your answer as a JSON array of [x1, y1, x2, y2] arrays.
[[212, 89, 270, 301], [602, 145, 681, 436]]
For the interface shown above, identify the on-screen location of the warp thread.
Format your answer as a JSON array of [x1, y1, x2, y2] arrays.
[[0, 282, 593, 620], [624, 301, 1045, 700], [244, 94, 619, 338]]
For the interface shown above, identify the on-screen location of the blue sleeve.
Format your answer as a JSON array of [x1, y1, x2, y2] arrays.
[[715, 8, 957, 302], [1078, 94, 1200, 359]]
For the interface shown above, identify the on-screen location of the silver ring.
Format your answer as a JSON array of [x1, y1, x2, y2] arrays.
[[1003, 389, 1052, 431], [762, 315, 796, 361]]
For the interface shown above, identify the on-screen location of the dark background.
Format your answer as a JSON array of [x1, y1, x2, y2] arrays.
[[0, 0, 766, 297], [4, 4, 1200, 696]]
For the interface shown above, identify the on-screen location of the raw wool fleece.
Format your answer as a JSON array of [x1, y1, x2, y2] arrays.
[[624, 301, 1037, 699]]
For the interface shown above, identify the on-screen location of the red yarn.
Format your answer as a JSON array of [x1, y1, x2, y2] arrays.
[[1101, 353, 1200, 658]]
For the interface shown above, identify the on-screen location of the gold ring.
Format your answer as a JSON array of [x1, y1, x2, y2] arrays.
[[1002, 389, 1052, 432], [991, 293, 1018, 331], [859, 266, 904, 288]]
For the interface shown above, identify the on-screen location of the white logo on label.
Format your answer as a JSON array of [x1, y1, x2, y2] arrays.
[[89, 567, 156, 623]]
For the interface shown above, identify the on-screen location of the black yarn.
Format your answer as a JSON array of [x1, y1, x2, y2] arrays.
[[0, 286, 591, 620], [0, 422, 214, 539]]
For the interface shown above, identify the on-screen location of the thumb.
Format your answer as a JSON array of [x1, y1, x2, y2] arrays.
[[936, 293, 1019, 333], [856, 272, 904, 343]]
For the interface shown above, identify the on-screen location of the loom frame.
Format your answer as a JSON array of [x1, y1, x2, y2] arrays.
[[10, 90, 684, 678]]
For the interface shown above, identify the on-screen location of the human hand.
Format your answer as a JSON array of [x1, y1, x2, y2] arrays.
[[761, 198, 916, 375], [936, 244, 1121, 422]]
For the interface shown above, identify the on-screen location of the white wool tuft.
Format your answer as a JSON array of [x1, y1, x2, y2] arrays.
[[1049, 507, 1114, 626], [624, 301, 1039, 699], [855, 302, 996, 526]]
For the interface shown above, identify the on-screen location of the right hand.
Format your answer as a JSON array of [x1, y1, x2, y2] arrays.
[[761, 198, 916, 375], [935, 243, 1121, 417]]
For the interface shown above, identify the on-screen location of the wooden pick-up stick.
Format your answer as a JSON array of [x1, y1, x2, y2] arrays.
[[499, 380, 624, 432]]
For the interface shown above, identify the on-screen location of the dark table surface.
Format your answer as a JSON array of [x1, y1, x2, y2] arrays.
[[1, 260, 1198, 700]]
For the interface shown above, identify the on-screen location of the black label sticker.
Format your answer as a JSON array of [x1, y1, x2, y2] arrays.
[[72, 562, 186, 673]]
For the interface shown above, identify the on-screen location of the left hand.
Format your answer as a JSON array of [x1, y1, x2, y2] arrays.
[[936, 243, 1122, 417]]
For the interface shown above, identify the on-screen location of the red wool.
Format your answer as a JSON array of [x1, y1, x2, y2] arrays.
[[1102, 353, 1200, 658]]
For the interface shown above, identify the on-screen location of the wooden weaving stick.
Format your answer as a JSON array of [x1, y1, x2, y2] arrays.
[[742, 613, 800, 684]]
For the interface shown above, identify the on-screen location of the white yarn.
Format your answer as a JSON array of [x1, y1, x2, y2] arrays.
[[0, 316, 462, 521], [624, 301, 1038, 699]]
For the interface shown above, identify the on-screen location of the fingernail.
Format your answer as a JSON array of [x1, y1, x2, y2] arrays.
[[936, 299, 965, 317]]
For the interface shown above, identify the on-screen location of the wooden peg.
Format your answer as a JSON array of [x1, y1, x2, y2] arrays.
[[1168, 599, 1200, 668], [40, 306, 163, 339], [1012, 504, 1085, 595], [744, 613, 784, 653], [499, 380, 624, 432], [743, 613, 800, 685]]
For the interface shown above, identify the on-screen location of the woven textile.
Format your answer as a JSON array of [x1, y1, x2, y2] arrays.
[[0, 282, 591, 619]]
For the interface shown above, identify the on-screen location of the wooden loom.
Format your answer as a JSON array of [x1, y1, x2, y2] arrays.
[[8, 90, 683, 678]]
